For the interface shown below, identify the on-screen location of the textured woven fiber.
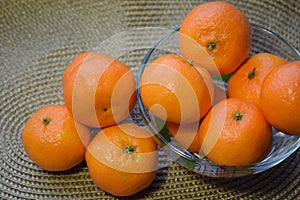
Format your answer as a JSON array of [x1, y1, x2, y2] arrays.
[[1, 0, 299, 199]]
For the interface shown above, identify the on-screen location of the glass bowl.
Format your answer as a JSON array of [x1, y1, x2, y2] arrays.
[[136, 23, 300, 178]]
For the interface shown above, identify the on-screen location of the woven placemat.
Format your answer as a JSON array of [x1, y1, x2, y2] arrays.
[[1, 0, 299, 199]]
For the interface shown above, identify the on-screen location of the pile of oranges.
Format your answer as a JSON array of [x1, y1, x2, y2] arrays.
[[22, 1, 299, 197], [22, 52, 158, 196]]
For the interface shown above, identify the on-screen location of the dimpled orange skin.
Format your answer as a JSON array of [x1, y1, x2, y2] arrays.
[[85, 123, 158, 197], [62, 52, 91, 115], [199, 98, 272, 166], [179, 1, 252, 75], [260, 61, 300, 135], [140, 54, 214, 124], [228, 53, 288, 107], [62, 52, 136, 128], [22, 105, 91, 172]]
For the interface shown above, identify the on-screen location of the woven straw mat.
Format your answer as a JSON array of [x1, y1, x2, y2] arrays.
[[1, 0, 299, 199]]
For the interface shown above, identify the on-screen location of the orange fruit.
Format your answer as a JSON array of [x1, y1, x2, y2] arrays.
[[140, 54, 214, 124], [199, 98, 272, 166], [85, 123, 158, 196], [261, 61, 300, 135], [228, 53, 288, 107], [62, 52, 136, 128], [179, 1, 252, 75], [166, 121, 201, 153], [22, 105, 91, 171]]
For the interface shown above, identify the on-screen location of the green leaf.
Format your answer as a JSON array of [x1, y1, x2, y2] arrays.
[[212, 73, 232, 82], [154, 117, 171, 142]]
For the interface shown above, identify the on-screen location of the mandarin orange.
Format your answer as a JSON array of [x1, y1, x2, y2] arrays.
[[228, 53, 288, 107], [261, 61, 300, 135], [166, 121, 201, 153], [22, 105, 91, 171], [140, 54, 214, 124], [62, 52, 136, 128], [85, 123, 158, 196], [199, 98, 272, 166], [179, 1, 252, 75]]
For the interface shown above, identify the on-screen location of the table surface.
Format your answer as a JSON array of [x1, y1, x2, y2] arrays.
[[1, 0, 299, 199]]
